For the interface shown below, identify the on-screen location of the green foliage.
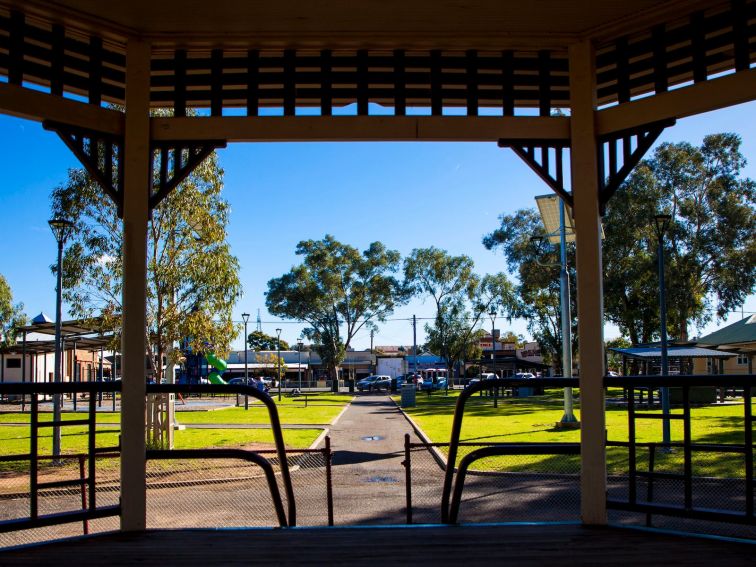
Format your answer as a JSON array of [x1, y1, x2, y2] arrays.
[[604, 133, 756, 342], [50, 124, 242, 379], [266, 235, 408, 377], [404, 248, 516, 376], [0, 274, 26, 348], [605, 336, 631, 373], [482, 208, 577, 370], [483, 133, 756, 353], [247, 330, 290, 351]]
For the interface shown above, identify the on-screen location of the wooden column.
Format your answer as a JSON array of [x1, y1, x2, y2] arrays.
[[569, 40, 607, 525], [121, 39, 151, 532]]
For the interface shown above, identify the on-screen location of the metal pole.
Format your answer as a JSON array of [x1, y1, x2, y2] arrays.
[[21, 331, 26, 412], [244, 318, 249, 410], [491, 315, 497, 408], [53, 238, 64, 458], [559, 201, 577, 424], [658, 233, 671, 446], [277, 333, 282, 402], [297, 343, 302, 391], [412, 315, 417, 376]]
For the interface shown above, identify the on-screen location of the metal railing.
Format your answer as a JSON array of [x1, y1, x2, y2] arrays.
[[440, 377, 579, 523], [0, 382, 122, 534], [606, 374, 754, 528], [0, 381, 299, 536]]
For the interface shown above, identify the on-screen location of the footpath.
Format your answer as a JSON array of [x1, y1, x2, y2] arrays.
[[315, 393, 433, 525]]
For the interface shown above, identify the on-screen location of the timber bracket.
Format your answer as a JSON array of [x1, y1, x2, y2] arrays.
[[149, 141, 227, 213], [500, 118, 675, 216], [498, 139, 573, 209], [44, 120, 124, 217], [597, 118, 675, 215]]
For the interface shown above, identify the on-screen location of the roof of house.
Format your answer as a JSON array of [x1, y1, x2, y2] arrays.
[[695, 314, 756, 348], [609, 346, 736, 359]]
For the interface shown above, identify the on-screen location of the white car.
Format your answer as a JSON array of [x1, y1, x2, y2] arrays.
[[513, 372, 535, 380]]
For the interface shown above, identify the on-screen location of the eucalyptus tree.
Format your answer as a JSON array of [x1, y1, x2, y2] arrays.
[[266, 235, 408, 379], [51, 150, 241, 381], [404, 247, 516, 378], [0, 274, 26, 348]]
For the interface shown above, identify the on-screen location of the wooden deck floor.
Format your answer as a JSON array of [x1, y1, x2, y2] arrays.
[[1, 524, 754, 566]]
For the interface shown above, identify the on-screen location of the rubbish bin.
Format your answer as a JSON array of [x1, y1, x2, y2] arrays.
[[348, 379, 354, 393], [391, 378, 398, 393], [401, 384, 416, 408]]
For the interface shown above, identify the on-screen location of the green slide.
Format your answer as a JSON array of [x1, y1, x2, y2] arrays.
[[205, 352, 228, 384]]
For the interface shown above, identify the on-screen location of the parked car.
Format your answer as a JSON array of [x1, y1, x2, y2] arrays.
[[228, 377, 255, 386], [356, 375, 391, 392], [466, 373, 497, 388], [513, 372, 536, 380]]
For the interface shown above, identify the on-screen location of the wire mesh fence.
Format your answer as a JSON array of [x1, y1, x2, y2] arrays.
[[0, 454, 121, 549], [406, 442, 581, 525], [145, 449, 332, 529]]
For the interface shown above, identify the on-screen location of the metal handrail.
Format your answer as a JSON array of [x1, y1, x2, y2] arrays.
[[0, 381, 298, 529], [147, 383, 296, 527], [448, 443, 580, 524], [440, 377, 578, 523]]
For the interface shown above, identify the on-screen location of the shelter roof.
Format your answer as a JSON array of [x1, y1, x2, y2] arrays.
[[0, 335, 114, 355], [695, 314, 756, 347], [16, 317, 110, 338], [609, 346, 736, 359]]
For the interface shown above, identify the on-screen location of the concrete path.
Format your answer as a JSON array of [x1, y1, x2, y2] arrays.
[[315, 393, 435, 525]]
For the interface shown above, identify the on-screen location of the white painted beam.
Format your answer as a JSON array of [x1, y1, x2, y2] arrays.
[[597, 70, 756, 136], [120, 39, 150, 532], [569, 40, 608, 526], [0, 82, 124, 136]]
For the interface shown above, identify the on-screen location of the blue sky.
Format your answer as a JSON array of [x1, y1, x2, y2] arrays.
[[0, 102, 754, 351]]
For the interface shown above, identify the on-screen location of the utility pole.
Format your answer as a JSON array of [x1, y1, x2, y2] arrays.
[[370, 329, 374, 374], [412, 315, 417, 376]]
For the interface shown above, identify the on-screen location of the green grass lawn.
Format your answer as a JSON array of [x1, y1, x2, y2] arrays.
[[398, 388, 752, 477], [0, 395, 343, 473]]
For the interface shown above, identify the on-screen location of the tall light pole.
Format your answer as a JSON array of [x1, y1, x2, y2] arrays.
[[297, 338, 303, 392], [530, 195, 578, 425], [49, 217, 74, 459], [276, 328, 282, 402], [489, 309, 498, 409], [653, 214, 672, 447], [242, 312, 250, 410]]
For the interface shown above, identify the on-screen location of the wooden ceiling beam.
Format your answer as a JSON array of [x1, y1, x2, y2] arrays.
[[150, 115, 570, 143], [0, 82, 124, 135], [596, 69, 756, 136]]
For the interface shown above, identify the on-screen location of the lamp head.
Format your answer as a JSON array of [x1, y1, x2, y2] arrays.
[[241, 312, 250, 323], [653, 214, 672, 239], [48, 218, 74, 244], [275, 328, 282, 338]]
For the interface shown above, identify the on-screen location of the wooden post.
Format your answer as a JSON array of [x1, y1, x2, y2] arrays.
[[120, 38, 151, 532], [569, 40, 607, 526]]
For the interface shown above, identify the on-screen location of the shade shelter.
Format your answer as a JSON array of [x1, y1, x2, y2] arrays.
[[0, 0, 753, 538]]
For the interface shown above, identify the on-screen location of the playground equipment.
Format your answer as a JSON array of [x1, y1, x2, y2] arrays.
[[205, 352, 228, 384]]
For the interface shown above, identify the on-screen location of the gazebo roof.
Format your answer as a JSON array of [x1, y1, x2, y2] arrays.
[[21, 1, 708, 48], [609, 345, 737, 359]]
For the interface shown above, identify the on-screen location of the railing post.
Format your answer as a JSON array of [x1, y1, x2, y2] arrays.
[[403, 433, 412, 524], [325, 435, 334, 526]]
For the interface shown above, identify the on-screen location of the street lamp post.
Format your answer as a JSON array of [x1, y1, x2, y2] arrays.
[[49, 217, 74, 459], [242, 312, 250, 410], [297, 338, 303, 392], [653, 214, 672, 448], [489, 309, 498, 409], [276, 328, 282, 402]]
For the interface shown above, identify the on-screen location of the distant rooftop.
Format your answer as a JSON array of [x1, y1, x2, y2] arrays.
[[696, 315, 756, 348]]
